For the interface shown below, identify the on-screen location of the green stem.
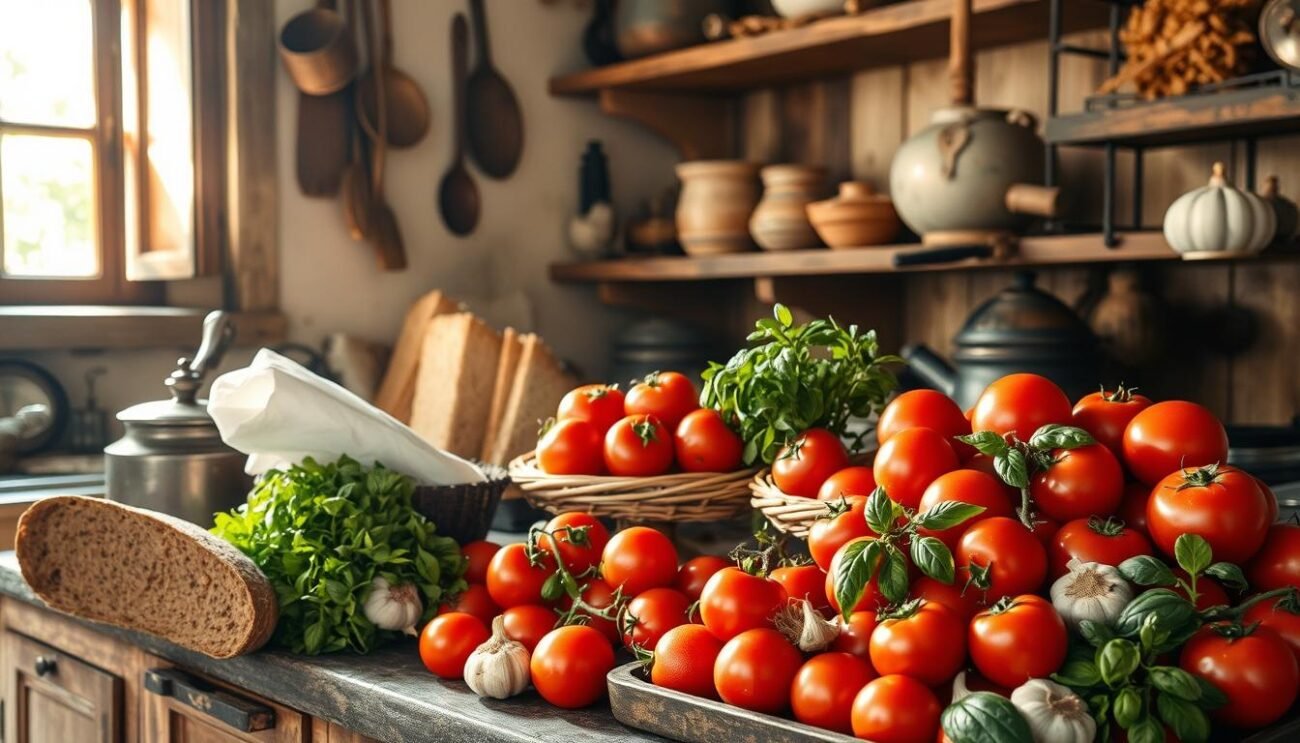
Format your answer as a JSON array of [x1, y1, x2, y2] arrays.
[[1203, 586, 1298, 622], [1018, 487, 1034, 530]]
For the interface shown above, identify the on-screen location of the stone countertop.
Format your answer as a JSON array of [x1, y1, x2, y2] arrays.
[[0, 552, 663, 743]]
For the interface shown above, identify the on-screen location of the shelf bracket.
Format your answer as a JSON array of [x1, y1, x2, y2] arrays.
[[599, 89, 737, 160]]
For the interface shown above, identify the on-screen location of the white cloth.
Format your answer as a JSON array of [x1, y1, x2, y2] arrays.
[[207, 349, 485, 485]]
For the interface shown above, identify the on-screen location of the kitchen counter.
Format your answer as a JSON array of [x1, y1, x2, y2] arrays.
[[0, 552, 662, 743]]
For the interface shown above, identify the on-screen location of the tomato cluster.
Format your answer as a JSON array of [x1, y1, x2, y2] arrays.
[[537, 372, 745, 477]]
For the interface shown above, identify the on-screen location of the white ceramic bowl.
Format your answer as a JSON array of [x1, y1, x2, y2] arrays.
[[770, 0, 845, 19]]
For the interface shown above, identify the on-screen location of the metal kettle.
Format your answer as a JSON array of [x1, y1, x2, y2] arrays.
[[902, 273, 1100, 409], [105, 312, 252, 526]]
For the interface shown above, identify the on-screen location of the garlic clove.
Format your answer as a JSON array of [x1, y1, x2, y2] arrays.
[[775, 598, 839, 652]]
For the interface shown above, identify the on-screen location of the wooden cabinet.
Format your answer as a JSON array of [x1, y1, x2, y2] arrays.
[[138, 659, 306, 743], [2, 629, 123, 743]]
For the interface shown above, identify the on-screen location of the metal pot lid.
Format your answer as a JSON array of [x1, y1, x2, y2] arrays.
[[113, 312, 234, 430], [116, 397, 216, 428], [954, 272, 1095, 349]]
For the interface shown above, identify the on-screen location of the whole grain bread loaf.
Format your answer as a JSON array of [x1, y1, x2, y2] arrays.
[[16, 496, 278, 659]]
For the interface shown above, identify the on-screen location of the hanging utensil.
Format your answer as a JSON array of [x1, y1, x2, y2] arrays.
[[339, 0, 373, 239], [365, 0, 407, 270], [292, 0, 352, 197], [439, 14, 481, 236], [357, 0, 429, 148], [465, 0, 524, 179]]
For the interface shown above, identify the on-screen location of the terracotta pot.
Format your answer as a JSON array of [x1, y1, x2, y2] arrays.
[[675, 161, 759, 256], [806, 182, 901, 248], [749, 165, 826, 251]]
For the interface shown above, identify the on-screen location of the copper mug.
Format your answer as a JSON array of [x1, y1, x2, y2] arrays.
[[278, 0, 358, 95]]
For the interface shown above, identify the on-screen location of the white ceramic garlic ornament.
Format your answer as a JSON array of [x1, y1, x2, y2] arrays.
[[1163, 162, 1275, 259]]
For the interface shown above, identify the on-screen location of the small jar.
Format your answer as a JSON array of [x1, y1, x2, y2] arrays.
[[749, 165, 826, 251]]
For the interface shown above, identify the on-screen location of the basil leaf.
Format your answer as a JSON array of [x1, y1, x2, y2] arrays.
[[1079, 619, 1116, 647], [833, 539, 882, 619], [1157, 694, 1211, 743], [1127, 716, 1166, 743], [1149, 666, 1201, 701], [865, 486, 897, 535], [1097, 639, 1141, 687], [910, 536, 955, 585], [1139, 613, 1170, 653], [878, 545, 910, 605], [994, 448, 1029, 489], [1052, 660, 1102, 689], [1113, 687, 1142, 728], [939, 692, 1033, 743], [913, 501, 986, 531], [1114, 589, 1197, 639], [1119, 555, 1177, 587], [1174, 533, 1213, 577], [1194, 676, 1229, 709], [774, 303, 793, 327], [1204, 561, 1248, 592], [958, 431, 1008, 457], [1029, 424, 1096, 450]]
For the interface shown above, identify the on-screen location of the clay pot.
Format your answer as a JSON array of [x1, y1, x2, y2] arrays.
[[614, 0, 728, 59], [806, 182, 901, 248], [675, 160, 759, 256], [749, 165, 826, 251]]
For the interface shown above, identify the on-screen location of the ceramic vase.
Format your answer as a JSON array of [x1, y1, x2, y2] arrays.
[[749, 165, 826, 251], [675, 160, 759, 256]]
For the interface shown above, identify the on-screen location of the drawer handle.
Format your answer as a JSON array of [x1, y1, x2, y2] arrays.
[[33, 656, 57, 678], [143, 668, 276, 733]]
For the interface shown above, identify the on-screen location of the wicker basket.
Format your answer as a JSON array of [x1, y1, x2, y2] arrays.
[[508, 453, 758, 522], [411, 463, 511, 544], [749, 471, 841, 538]]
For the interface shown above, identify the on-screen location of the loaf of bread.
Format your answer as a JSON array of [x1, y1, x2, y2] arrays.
[[487, 334, 577, 465], [409, 313, 503, 458], [373, 289, 462, 423], [16, 496, 278, 659], [480, 327, 524, 462]]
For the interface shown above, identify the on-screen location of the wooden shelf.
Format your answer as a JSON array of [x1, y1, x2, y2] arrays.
[[550, 0, 1109, 96], [0, 306, 286, 351]]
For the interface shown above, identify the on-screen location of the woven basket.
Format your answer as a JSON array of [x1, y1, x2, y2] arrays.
[[508, 453, 758, 522], [749, 471, 841, 538], [411, 463, 511, 544]]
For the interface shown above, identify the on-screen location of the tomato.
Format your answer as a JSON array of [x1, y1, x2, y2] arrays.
[[440, 583, 499, 626], [674, 408, 743, 473], [1171, 570, 1231, 610], [1030, 515, 1060, 548], [1244, 595, 1300, 665], [831, 609, 880, 662], [1247, 524, 1300, 592], [970, 373, 1072, 439], [1260, 479, 1280, 525], [486, 543, 556, 609], [565, 577, 620, 644], [869, 600, 966, 686], [808, 495, 875, 571], [1123, 400, 1229, 486], [604, 415, 674, 477], [500, 604, 556, 652], [624, 371, 699, 429], [622, 587, 691, 651], [537, 418, 605, 475], [910, 575, 986, 622], [557, 384, 626, 435], [1117, 482, 1151, 535], [851, 674, 941, 743], [651, 624, 724, 699], [826, 537, 885, 615], [790, 652, 876, 734], [964, 454, 1020, 499], [418, 612, 489, 679], [917, 470, 1015, 549], [968, 595, 1068, 689], [1180, 623, 1300, 729], [1148, 464, 1270, 564], [772, 428, 851, 498], [713, 628, 803, 714], [873, 427, 959, 510], [956, 517, 1048, 601], [675, 555, 732, 601], [699, 567, 787, 640], [537, 512, 610, 574], [879, 390, 973, 458], [817, 466, 878, 501], [601, 526, 678, 597], [770, 564, 830, 614], [461, 540, 500, 584], [531, 625, 616, 708], [1048, 516, 1153, 578], [1071, 386, 1153, 457], [1029, 443, 1124, 522]]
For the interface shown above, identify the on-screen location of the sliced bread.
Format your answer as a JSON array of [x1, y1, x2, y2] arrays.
[[487, 334, 577, 465], [16, 496, 278, 659], [373, 289, 461, 423], [480, 327, 524, 462], [409, 313, 502, 459]]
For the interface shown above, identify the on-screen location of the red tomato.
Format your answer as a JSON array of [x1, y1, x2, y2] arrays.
[[910, 575, 986, 622], [869, 600, 966, 686], [770, 564, 830, 614], [674, 408, 743, 473], [699, 567, 787, 641], [791, 652, 877, 734], [831, 609, 879, 662], [851, 675, 941, 743], [1171, 570, 1231, 611], [557, 384, 626, 435], [440, 583, 499, 626], [817, 466, 878, 501], [651, 624, 724, 699], [500, 604, 556, 652], [1030, 443, 1124, 522], [1048, 516, 1153, 578], [1117, 482, 1151, 535], [1260, 479, 1280, 525], [601, 526, 678, 597], [539, 512, 610, 574], [873, 427, 959, 510], [808, 495, 875, 571], [418, 612, 489, 679], [622, 587, 691, 651], [968, 594, 1068, 689], [675, 555, 732, 601], [917, 470, 1015, 549], [956, 517, 1048, 602], [537, 418, 605, 475], [531, 625, 616, 708], [1248, 524, 1300, 592], [1148, 465, 1271, 565], [565, 577, 620, 644], [1181, 623, 1300, 729], [713, 628, 803, 714], [772, 428, 851, 498], [878, 390, 973, 458], [604, 415, 674, 477], [624, 371, 699, 429], [461, 540, 500, 584], [970, 373, 1072, 439], [965, 454, 1020, 500], [826, 537, 885, 616], [486, 543, 556, 609], [1071, 386, 1153, 457], [1244, 595, 1300, 665], [1030, 515, 1061, 548], [1123, 400, 1229, 486]]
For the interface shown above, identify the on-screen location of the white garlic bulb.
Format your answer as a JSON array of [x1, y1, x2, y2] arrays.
[[776, 599, 840, 652], [1049, 558, 1133, 631], [1011, 679, 1097, 743], [363, 576, 423, 635], [464, 616, 531, 699]]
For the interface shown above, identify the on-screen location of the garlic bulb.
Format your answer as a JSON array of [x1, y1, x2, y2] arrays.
[[1010, 679, 1096, 743], [951, 671, 973, 703], [1049, 559, 1133, 631], [363, 576, 423, 635], [775, 599, 839, 652], [464, 616, 530, 699]]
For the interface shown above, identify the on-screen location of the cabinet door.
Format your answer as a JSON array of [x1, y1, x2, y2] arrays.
[[140, 663, 305, 743], [2, 630, 123, 743]]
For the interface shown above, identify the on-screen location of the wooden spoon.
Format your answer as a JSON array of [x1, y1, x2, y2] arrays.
[[295, 0, 350, 197], [357, 0, 429, 149], [365, 0, 406, 270], [438, 14, 480, 237], [465, 0, 523, 179], [339, 0, 372, 239]]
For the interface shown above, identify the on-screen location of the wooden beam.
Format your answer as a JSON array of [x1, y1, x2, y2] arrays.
[[0, 306, 286, 351]]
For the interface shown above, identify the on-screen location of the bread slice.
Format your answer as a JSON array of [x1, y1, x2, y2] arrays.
[[374, 290, 462, 423], [16, 496, 278, 659], [487, 334, 577, 465], [409, 313, 502, 459], [480, 328, 524, 462]]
